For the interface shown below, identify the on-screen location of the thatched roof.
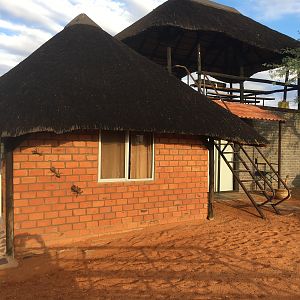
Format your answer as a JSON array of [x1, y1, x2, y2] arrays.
[[116, 0, 299, 80], [0, 14, 267, 145]]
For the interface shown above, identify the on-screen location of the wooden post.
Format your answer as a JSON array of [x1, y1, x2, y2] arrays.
[[167, 47, 172, 75], [297, 73, 300, 111], [217, 141, 221, 193], [240, 65, 245, 103], [197, 43, 202, 93], [278, 121, 283, 189], [208, 139, 215, 220], [233, 143, 240, 191], [283, 70, 289, 102], [5, 139, 14, 256]]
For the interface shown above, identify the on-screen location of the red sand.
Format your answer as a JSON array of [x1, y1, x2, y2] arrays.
[[1, 190, 300, 299]]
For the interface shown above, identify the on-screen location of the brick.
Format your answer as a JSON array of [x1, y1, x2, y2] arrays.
[[14, 170, 28, 177], [80, 215, 93, 222], [87, 207, 99, 215], [15, 200, 29, 207], [73, 209, 86, 216], [72, 155, 86, 161], [52, 218, 66, 225], [15, 214, 29, 222], [52, 148, 66, 154], [36, 162, 51, 168], [66, 161, 79, 168], [21, 191, 37, 199], [29, 213, 44, 220], [66, 216, 80, 224], [58, 224, 72, 232], [73, 223, 86, 230], [14, 155, 29, 162], [58, 155, 72, 161], [36, 191, 52, 197], [37, 219, 52, 227], [21, 220, 37, 229], [104, 212, 116, 219], [12, 132, 209, 255], [73, 141, 86, 147], [45, 211, 59, 219], [100, 206, 111, 213], [59, 210, 73, 217]]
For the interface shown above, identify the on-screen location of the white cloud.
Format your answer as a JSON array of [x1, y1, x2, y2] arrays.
[[124, 0, 164, 18], [0, 0, 297, 109], [0, 0, 167, 76], [244, 0, 300, 20]]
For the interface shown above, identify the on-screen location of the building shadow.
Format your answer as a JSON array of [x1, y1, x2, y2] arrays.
[[0, 233, 86, 300], [292, 175, 300, 188], [0, 229, 299, 299]]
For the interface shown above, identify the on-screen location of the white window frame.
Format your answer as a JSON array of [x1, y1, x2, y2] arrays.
[[98, 131, 155, 183]]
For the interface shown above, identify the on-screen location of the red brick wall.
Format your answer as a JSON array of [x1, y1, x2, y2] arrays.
[[12, 131, 208, 254]]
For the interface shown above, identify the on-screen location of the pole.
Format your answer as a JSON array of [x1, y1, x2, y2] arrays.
[[283, 70, 289, 102], [208, 138, 215, 220], [217, 141, 221, 193], [297, 73, 300, 111], [278, 121, 283, 189], [5, 139, 14, 256], [240, 65, 245, 103], [167, 47, 172, 75], [0, 139, 2, 217], [197, 43, 202, 93], [202, 71, 297, 88]]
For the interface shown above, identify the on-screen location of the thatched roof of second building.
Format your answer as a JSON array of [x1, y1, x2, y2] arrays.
[[116, 0, 299, 79], [0, 14, 266, 145]]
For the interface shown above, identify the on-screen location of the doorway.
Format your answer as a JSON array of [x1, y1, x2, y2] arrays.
[[214, 140, 234, 192]]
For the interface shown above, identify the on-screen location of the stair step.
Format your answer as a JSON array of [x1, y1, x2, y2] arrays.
[[223, 151, 239, 154], [240, 179, 256, 183], [233, 170, 250, 173]]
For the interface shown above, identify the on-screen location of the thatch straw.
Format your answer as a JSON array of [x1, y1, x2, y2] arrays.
[[116, 0, 299, 80], [0, 14, 267, 145]]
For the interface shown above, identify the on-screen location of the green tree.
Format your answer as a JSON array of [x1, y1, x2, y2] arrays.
[[267, 44, 300, 107], [270, 47, 300, 82]]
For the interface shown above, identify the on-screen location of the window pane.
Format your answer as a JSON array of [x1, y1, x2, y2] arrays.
[[130, 132, 153, 179], [101, 131, 125, 179]]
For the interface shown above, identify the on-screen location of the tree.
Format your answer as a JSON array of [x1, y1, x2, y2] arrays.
[[268, 39, 300, 107], [270, 47, 300, 82]]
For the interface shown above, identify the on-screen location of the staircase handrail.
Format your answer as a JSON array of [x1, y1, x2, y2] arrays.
[[255, 146, 291, 206]]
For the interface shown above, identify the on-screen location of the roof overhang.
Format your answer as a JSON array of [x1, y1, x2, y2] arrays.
[[213, 100, 285, 122]]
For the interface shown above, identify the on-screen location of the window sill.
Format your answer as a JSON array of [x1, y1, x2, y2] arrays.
[[98, 178, 154, 183]]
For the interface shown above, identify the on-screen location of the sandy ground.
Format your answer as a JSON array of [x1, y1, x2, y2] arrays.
[[0, 190, 300, 299]]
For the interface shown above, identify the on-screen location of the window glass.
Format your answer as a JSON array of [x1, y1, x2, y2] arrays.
[[129, 132, 153, 179], [101, 131, 125, 179]]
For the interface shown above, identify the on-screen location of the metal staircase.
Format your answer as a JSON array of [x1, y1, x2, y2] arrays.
[[214, 141, 291, 219]]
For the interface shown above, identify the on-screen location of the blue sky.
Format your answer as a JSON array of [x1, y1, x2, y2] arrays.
[[0, 0, 299, 106], [218, 0, 299, 38]]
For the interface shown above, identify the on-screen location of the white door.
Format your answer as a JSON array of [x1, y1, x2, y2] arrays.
[[0, 141, 2, 217], [214, 141, 234, 192]]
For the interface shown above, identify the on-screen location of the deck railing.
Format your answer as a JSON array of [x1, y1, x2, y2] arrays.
[[175, 66, 300, 109]]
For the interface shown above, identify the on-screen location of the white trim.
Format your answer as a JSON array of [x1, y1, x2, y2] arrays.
[[98, 131, 155, 183], [125, 132, 130, 179], [0, 140, 2, 217], [152, 134, 155, 180]]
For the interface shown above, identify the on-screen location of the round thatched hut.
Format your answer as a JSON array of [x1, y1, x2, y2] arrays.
[[0, 14, 266, 256]]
